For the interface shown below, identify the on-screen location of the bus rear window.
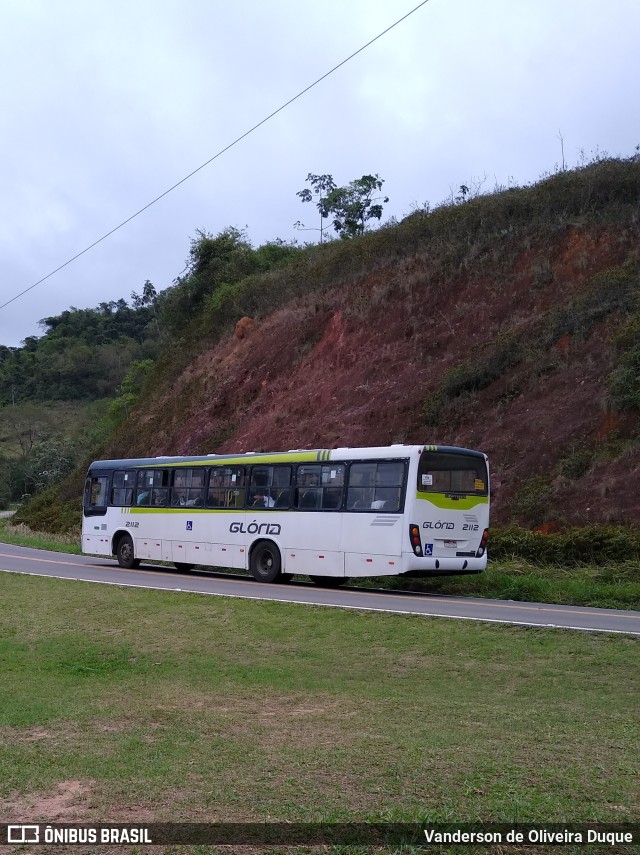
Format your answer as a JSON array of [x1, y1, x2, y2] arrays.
[[418, 452, 487, 495]]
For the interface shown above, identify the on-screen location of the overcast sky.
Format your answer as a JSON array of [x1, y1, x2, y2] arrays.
[[0, 0, 638, 347]]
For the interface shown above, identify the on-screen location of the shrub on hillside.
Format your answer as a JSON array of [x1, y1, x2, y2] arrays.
[[12, 486, 80, 534], [491, 525, 640, 565]]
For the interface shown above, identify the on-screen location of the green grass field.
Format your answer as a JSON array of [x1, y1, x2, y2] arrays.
[[0, 570, 637, 853]]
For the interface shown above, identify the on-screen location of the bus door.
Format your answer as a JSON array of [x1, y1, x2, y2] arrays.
[[342, 459, 407, 577], [82, 469, 112, 556]]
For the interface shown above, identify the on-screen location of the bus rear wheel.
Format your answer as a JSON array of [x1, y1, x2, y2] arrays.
[[116, 534, 141, 569], [250, 541, 283, 583], [309, 575, 348, 588]]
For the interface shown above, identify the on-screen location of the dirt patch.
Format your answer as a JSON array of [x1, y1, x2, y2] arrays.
[[0, 780, 94, 823], [0, 723, 79, 745]]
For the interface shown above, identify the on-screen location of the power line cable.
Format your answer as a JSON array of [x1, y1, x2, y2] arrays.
[[0, 0, 430, 313]]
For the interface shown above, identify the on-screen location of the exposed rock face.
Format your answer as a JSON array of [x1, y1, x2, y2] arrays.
[[234, 317, 256, 339]]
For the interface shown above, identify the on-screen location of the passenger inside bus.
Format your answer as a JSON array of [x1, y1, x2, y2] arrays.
[[298, 471, 320, 509], [252, 489, 275, 508], [274, 488, 291, 508]]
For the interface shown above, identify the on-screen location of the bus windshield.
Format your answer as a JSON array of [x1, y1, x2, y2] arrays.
[[417, 451, 488, 496]]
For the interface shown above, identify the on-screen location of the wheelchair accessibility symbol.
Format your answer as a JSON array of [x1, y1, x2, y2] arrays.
[[186, 521, 193, 531]]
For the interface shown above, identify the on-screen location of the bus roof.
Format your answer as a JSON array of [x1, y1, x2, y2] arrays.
[[87, 445, 487, 471]]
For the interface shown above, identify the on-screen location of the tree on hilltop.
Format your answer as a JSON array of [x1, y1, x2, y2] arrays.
[[295, 174, 336, 242], [296, 173, 389, 240]]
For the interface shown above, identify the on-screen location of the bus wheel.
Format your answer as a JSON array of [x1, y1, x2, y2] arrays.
[[250, 541, 282, 583], [175, 562, 195, 572], [116, 534, 141, 569], [309, 575, 348, 588]]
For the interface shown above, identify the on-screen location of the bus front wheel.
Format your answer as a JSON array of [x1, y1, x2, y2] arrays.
[[116, 534, 141, 569], [309, 575, 348, 588], [250, 541, 283, 583]]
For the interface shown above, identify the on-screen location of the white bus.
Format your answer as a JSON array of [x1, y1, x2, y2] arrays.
[[82, 444, 489, 586]]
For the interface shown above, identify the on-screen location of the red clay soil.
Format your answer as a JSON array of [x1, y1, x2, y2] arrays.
[[121, 226, 640, 527]]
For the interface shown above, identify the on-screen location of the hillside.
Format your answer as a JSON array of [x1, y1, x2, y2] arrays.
[[19, 158, 640, 531]]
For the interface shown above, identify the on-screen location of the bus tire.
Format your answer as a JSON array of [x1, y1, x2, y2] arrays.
[[309, 575, 348, 588], [175, 562, 195, 572], [250, 541, 282, 583], [116, 534, 141, 569]]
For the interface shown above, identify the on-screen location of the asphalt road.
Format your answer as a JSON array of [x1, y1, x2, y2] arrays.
[[0, 542, 639, 635]]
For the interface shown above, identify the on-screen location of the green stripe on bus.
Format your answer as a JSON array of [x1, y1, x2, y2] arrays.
[[131, 507, 283, 515], [147, 451, 320, 469], [132, 507, 233, 515], [416, 491, 489, 510]]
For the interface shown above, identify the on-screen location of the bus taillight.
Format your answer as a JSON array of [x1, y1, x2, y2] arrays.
[[409, 524, 422, 556], [477, 528, 489, 557]]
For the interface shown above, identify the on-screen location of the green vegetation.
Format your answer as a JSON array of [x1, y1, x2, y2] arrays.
[[0, 400, 101, 510], [0, 229, 302, 510], [0, 571, 637, 841], [385, 527, 640, 608], [491, 524, 640, 564], [386, 559, 640, 611], [157, 226, 302, 342], [507, 476, 554, 529], [10, 484, 82, 534], [609, 298, 640, 411], [0, 519, 80, 553], [0, 289, 165, 508], [0, 298, 159, 406], [296, 172, 389, 240]]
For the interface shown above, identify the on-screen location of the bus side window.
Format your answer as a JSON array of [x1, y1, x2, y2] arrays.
[[84, 475, 109, 516], [171, 467, 206, 507], [208, 467, 246, 508], [136, 469, 171, 506], [372, 462, 404, 512], [249, 465, 291, 509], [111, 470, 135, 506], [294, 464, 344, 511], [321, 464, 345, 510], [295, 465, 321, 510], [347, 462, 404, 512], [346, 463, 375, 510]]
